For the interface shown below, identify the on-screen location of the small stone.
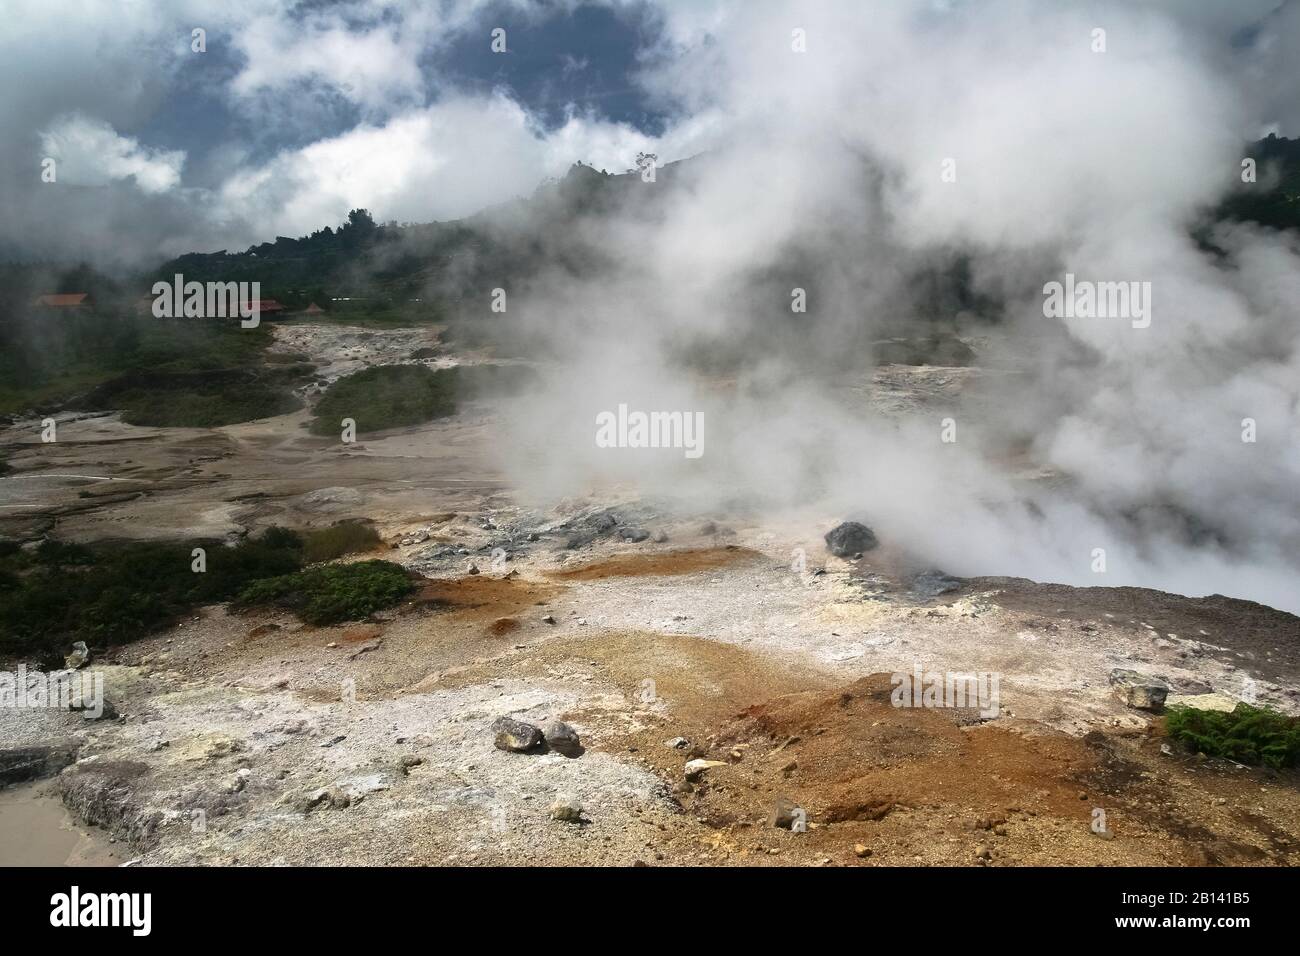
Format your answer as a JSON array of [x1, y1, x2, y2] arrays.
[[975, 845, 992, 861], [665, 737, 690, 749], [684, 758, 727, 782], [854, 844, 872, 858], [64, 641, 90, 670], [550, 795, 582, 823], [541, 614, 556, 625], [492, 716, 543, 753]]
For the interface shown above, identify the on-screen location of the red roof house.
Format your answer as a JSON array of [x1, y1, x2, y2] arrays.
[[34, 293, 90, 308]]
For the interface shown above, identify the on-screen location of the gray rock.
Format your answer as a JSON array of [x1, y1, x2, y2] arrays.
[[541, 719, 582, 757], [824, 521, 879, 558], [1108, 668, 1168, 711], [298, 787, 351, 813], [911, 569, 960, 598], [620, 528, 650, 543], [493, 717, 544, 753], [64, 641, 90, 669], [588, 511, 618, 533]]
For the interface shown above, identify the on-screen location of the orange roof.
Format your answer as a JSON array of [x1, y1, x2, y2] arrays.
[[241, 299, 285, 312], [34, 293, 88, 307], [304, 302, 324, 314]]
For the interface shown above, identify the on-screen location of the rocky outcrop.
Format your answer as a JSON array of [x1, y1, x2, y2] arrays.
[[1109, 668, 1169, 711], [0, 743, 79, 789], [824, 521, 878, 558]]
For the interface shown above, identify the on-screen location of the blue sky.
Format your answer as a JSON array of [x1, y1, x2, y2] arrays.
[[138, 0, 672, 185], [2, 0, 1298, 266]]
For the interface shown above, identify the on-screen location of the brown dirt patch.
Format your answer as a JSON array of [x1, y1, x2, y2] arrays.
[[547, 546, 763, 581], [341, 624, 385, 643], [412, 575, 564, 621]]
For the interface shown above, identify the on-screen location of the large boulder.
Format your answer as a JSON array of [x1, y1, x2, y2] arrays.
[[824, 521, 879, 558], [1109, 669, 1169, 711]]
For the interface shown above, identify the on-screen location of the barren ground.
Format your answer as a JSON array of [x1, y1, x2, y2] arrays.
[[1, 324, 1297, 867]]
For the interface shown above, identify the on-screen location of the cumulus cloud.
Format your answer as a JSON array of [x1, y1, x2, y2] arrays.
[[39, 113, 186, 195], [213, 93, 667, 237]]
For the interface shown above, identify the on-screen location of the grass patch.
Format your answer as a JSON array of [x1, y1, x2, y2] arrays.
[[302, 522, 383, 563], [233, 560, 413, 625], [0, 312, 286, 418], [87, 373, 304, 428], [1165, 703, 1300, 769], [0, 529, 305, 663], [310, 364, 458, 435], [0, 527, 415, 662]]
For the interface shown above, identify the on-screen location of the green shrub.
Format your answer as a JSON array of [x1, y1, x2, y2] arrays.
[[83, 368, 304, 428], [309, 364, 457, 436], [0, 530, 305, 659], [1165, 703, 1300, 769], [302, 522, 382, 563], [234, 560, 413, 625]]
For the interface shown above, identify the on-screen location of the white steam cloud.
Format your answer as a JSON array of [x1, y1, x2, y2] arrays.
[[487, 0, 1300, 613]]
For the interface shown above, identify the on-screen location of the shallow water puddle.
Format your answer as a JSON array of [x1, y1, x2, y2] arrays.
[[0, 781, 123, 867]]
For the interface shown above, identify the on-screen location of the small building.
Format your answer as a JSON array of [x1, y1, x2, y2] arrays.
[[33, 293, 90, 309], [302, 302, 325, 315], [241, 299, 286, 317]]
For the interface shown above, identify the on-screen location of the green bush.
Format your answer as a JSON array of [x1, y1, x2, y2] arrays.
[[0, 530, 304, 660], [234, 560, 413, 625], [309, 364, 457, 436], [302, 522, 382, 563], [1165, 703, 1300, 769]]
